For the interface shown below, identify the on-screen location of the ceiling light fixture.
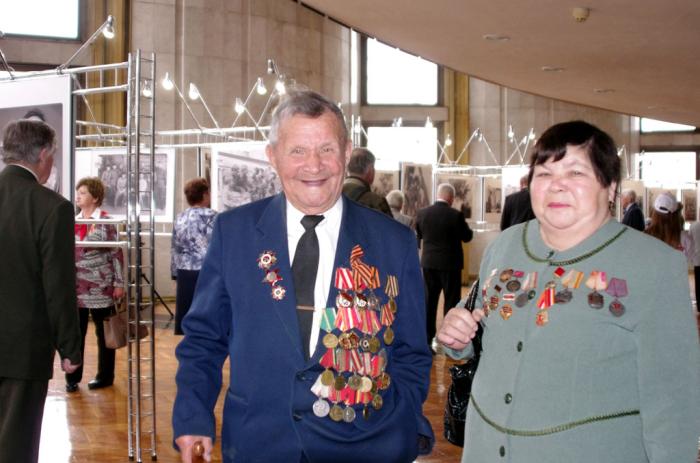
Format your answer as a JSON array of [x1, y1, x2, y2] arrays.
[[234, 97, 245, 115], [188, 82, 200, 100], [425, 117, 434, 129], [541, 66, 565, 72], [482, 34, 511, 42], [256, 77, 267, 95], [56, 15, 115, 71], [161, 72, 174, 90], [141, 80, 153, 98], [572, 7, 590, 23]]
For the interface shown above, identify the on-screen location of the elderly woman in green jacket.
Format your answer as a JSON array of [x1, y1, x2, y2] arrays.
[[439, 120, 700, 462]]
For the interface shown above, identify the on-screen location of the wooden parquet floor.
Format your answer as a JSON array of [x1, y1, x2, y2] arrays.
[[39, 303, 700, 462], [38, 305, 463, 463]]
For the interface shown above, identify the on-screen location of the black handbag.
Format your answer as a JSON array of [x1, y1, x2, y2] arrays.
[[443, 279, 483, 447]]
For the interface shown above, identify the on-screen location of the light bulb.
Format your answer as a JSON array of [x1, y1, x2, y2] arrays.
[[445, 134, 453, 147], [528, 129, 536, 140], [141, 81, 153, 98], [102, 16, 115, 39], [275, 79, 285, 94], [234, 97, 245, 115], [256, 78, 267, 95], [425, 117, 433, 129], [161, 72, 174, 91], [188, 83, 199, 100], [507, 125, 514, 141]]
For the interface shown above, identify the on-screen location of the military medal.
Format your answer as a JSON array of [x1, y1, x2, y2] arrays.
[[605, 277, 628, 317], [312, 399, 330, 417], [257, 250, 277, 269], [499, 304, 513, 320], [383, 326, 394, 345], [516, 272, 538, 308], [342, 406, 356, 423], [271, 285, 286, 300], [515, 292, 529, 308], [585, 271, 607, 309], [258, 250, 286, 301], [329, 404, 344, 421]]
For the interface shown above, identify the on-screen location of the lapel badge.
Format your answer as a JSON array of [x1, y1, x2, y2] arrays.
[[258, 250, 285, 301]]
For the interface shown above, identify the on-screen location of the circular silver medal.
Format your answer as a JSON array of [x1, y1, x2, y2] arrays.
[[506, 280, 521, 292], [312, 399, 330, 418], [515, 292, 529, 308], [342, 406, 356, 423]]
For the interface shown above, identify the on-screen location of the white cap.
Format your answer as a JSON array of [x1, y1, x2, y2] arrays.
[[654, 193, 678, 214]]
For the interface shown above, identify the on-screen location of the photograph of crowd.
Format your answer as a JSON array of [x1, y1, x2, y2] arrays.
[[211, 144, 281, 212], [436, 173, 478, 220], [371, 170, 399, 198], [74, 148, 174, 221], [400, 163, 432, 218]]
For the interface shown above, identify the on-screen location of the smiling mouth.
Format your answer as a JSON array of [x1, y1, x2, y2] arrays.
[[548, 202, 569, 208], [302, 179, 327, 187]]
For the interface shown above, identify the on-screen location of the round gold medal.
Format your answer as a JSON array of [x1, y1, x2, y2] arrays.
[[320, 369, 334, 386], [329, 404, 343, 422], [334, 375, 346, 391], [388, 299, 397, 313], [348, 374, 362, 391], [383, 326, 395, 345], [322, 333, 338, 349], [369, 337, 381, 353], [359, 376, 373, 393], [371, 394, 383, 410]]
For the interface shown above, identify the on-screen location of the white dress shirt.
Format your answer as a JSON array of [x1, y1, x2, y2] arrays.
[[286, 197, 343, 355]]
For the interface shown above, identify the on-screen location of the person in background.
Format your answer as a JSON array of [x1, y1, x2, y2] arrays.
[[416, 182, 473, 352], [170, 177, 216, 335], [500, 174, 535, 230], [620, 189, 645, 231], [172, 90, 433, 463], [645, 193, 694, 262], [438, 120, 700, 463], [689, 219, 700, 312], [386, 189, 413, 228], [342, 147, 393, 216], [0, 119, 81, 462], [67, 177, 124, 392]]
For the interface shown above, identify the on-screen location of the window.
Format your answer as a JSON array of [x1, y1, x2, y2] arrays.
[[366, 126, 438, 170], [364, 38, 438, 105], [640, 152, 696, 185], [0, 0, 80, 40], [640, 118, 695, 133]]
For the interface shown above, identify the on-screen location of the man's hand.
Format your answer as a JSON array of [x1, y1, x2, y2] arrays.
[[175, 435, 212, 462], [437, 307, 484, 351], [61, 358, 80, 374]]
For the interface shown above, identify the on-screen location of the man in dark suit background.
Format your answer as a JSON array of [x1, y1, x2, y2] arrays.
[[621, 189, 645, 231], [0, 119, 81, 463], [500, 174, 535, 230], [173, 90, 433, 462], [416, 183, 473, 351]]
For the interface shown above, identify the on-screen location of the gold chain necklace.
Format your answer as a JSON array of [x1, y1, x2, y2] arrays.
[[522, 221, 627, 266]]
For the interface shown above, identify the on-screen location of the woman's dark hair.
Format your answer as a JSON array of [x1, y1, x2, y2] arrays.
[[527, 120, 620, 189], [184, 177, 209, 206]]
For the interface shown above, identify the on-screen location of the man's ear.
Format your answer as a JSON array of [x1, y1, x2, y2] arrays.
[[265, 144, 276, 169]]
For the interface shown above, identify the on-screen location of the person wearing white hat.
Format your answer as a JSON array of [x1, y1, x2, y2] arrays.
[[646, 192, 694, 263]]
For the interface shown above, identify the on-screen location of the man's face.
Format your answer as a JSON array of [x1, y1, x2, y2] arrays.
[[266, 112, 349, 215]]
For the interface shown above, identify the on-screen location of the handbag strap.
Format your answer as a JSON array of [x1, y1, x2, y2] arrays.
[[462, 278, 483, 357]]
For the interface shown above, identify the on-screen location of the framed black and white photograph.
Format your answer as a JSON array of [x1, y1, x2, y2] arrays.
[[435, 173, 479, 220], [483, 176, 502, 223], [210, 141, 281, 212], [400, 162, 432, 218], [74, 147, 176, 222], [0, 74, 72, 198], [371, 170, 399, 198]]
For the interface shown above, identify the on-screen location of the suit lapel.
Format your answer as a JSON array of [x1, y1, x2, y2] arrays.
[[255, 194, 306, 361]]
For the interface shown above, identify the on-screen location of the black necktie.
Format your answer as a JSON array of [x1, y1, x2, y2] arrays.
[[292, 214, 324, 359]]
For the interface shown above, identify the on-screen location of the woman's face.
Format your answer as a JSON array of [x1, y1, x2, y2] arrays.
[[530, 145, 616, 245], [75, 185, 98, 211]]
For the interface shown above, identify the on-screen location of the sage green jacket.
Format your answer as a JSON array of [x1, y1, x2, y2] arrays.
[[448, 219, 700, 462]]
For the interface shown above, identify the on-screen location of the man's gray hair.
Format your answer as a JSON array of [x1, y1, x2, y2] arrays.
[[386, 189, 405, 209], [622, 189, 636, 201], [2, 119, 55, 164], [437, 183, 455, 199], [268, 89, 347, 148], [347, 147, 375, 176]]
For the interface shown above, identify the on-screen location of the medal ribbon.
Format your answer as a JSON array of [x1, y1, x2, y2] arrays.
[[368, 310, 381, 334], [310, 375, 330, 399], [368, 266, 380, 290], [350, 245, 364, 262], [320, 348, 334, 368], [380, 304, 395, 326], [561, 270, 583, 289], [349, 349, 362, 373], [334, 268, 354, 291], [320, 307, 336, 332], [585, 271, 608, 291], [385, 275, 399, 298], [370, 356, 380, 377], [537, 287, 555, 309], [522, 272, 538, 291], [605, 277, 628, 298], [341, 385, 356, 405], [358, 309, 371, 334]]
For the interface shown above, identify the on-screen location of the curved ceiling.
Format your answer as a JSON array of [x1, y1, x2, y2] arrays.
[[302, 0, 700, 127]]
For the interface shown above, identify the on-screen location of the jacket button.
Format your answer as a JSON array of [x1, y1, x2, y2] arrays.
[[516, 341, 523, 352], [504, 393, 512, 404], [499, 445, 506, 457]]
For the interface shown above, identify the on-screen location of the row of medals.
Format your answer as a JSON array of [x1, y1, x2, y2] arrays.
[[483, 268, 626, 325], [312, 291, 395, 423]]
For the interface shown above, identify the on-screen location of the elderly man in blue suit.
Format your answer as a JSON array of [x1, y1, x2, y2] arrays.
[[173, 90, 434, 462]]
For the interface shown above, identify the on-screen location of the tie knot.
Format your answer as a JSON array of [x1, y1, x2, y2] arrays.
[[301, 215, 324, 230]]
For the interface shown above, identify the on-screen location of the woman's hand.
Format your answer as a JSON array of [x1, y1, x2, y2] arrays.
[[175, 435, 212, 462], [113, 287, 124, 300], [437, 307, 485, 351]]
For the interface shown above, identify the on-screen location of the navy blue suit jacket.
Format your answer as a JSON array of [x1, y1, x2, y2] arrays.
[[622, 202, 645, 232], [173, 194, 434, 462]]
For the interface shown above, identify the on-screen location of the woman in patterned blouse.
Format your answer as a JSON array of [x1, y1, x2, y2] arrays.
[[66, 177, 124, 393], [171, 178, 217, 335]]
